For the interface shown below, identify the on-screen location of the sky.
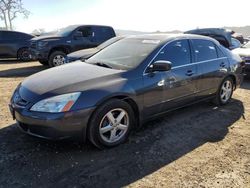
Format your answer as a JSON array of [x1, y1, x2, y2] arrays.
[[3, 0, 250, 33]]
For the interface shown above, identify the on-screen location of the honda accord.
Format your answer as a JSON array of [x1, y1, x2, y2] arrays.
[[9, 34, 243, 148]]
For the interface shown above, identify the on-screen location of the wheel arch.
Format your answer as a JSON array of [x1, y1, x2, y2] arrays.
[[226, 74, 237, 90], [49, 46, 71, 57], [84, 95, 140, 141]]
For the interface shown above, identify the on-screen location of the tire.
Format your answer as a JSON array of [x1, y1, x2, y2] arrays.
[[48, 51, 66, 67], [17, 48, 31, 61], [38, 60, 49, 66], [214, 77, 234, 105], [88, 99, 135, 149]]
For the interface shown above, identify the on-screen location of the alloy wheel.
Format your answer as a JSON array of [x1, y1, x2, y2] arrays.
[[53, 55, 65, 66], [99, 108, 129, 143], [220, 80, 233, 103]]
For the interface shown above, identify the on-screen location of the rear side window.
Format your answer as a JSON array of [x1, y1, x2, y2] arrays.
[[99, 27, 115, 38], [154, 40, 191, 67], [192, 39, 218, 62], [92, 27, 115, 43]]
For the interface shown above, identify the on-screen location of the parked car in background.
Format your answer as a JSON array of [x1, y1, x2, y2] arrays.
[[66, 36, 124, 64], [232, 32, 244, 44], [0, 30, 34, 61], [231, 38, 241, 49], [9, 34, 243, 148], [185, 28, 237, 50], [233, 42, 250, 75], [29, 25, 116, 67]]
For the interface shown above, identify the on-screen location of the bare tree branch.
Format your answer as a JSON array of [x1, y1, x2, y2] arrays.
[[0, 0, 30, 30]]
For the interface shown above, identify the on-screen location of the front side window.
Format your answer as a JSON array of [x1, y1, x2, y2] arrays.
[[154, 40, 191, 67], [192, 39, 217, 62], [79, 27, 92, 37]]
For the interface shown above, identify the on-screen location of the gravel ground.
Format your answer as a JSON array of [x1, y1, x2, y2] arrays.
[[0, 60, 249, 188]]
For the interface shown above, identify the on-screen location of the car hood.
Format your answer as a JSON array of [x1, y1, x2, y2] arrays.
[[68, 48, 99, 59], [20, 62, 124, 101], [232, 48, 250, 57], [31, 35, 63, 41]]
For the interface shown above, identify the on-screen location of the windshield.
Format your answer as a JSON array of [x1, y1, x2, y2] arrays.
[[56, 25, 78, 37], [98, 36, 123, 50], [86, 38, 160, 70], [242, 42, 250, 48]]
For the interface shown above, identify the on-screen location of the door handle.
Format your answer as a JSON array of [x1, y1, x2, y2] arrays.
[[220, 62, 226, 67], [186, 70, 194, 76]]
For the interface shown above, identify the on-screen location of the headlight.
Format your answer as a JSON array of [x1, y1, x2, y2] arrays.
[[30, 92, 81, 113], [37, 41, 48, 48]]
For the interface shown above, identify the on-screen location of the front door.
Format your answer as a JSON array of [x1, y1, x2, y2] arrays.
[[143, 39, 198, 117], [72, 27, 95, 51]]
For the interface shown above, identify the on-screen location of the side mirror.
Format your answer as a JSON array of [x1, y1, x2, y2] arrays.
[[148, 60, 172, 72], [73, 31, 83, 39]]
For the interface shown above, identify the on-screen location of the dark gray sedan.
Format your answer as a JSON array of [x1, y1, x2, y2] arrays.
[[9, 34, 244, 148]]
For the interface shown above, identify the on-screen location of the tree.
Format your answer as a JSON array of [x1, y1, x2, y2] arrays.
[[0, 0, 30, 30]]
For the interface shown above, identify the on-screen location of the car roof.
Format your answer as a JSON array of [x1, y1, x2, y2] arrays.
[[0, 30, 34, 36], [126, 33, 220, 45], [67, 24, 114, 28]]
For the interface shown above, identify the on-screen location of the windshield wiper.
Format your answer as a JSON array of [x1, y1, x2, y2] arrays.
[[95, 62, 113, 69]]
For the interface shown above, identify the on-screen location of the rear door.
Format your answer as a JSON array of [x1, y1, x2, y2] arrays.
[[72, 26, 96, 51], [0, 32, 18, 57], [190, 39, 229, 99], [92, 26, 115, 45], [143, 39, 198, 116]]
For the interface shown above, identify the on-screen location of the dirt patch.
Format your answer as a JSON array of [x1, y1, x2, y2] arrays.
[[0, 61, 249, 188]]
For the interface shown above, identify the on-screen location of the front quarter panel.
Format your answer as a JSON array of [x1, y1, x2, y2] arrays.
[[71, 76, 144, 112]]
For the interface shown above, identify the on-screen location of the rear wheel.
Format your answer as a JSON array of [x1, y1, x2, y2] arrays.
[[88, 99, 135, 149], [214, 77, 234, 105], [48, 51, 66, 67], [17, 48, 31, 61]]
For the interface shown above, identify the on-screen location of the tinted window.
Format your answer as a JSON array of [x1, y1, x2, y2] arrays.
[[79, 27, 92, 37], [99, 27, 114, 38], [154, 40, 191, 67], [192, 39, 217, 62]]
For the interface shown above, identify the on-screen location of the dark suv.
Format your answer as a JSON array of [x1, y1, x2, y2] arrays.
[[0, 30, 34, 61], [30, 25, 116, 67], [185, 28, 236, 50]]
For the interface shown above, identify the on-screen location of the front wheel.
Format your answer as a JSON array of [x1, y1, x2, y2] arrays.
[[88, 99, 135, 149], [48, 51, 66, 67], [214, 77, 234, 105], [18, 48, 31, 61]]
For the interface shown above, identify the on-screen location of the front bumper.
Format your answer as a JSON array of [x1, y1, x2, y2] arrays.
[[9, 104, 95, 141], [29, 48, 49, 61]]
